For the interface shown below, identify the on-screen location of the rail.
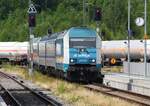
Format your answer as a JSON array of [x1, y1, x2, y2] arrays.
[[0, 83, 21, 106], [0, 71, 63, 106], [83, 83, 150, 106]]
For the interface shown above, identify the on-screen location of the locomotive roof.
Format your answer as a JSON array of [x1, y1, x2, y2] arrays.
[[68, 27, 96, 37], [39, 27, 96, 41]]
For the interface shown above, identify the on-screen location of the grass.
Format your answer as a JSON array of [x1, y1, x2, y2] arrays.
[[1, 64, 140, 106]]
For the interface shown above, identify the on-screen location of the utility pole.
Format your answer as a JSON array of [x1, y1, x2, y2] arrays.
[[27, 0, 37, 77], [128, 0, 131, 76], [144, 0, 147, 77]]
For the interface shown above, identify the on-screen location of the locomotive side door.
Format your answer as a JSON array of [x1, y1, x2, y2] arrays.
[[55, 39, 64, 70]]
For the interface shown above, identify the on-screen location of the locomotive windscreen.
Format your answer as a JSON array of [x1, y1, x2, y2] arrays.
[[69, 37, 96, 48]]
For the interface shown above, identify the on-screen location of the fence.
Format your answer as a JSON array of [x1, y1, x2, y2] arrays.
[[123, 62, 150, 77]]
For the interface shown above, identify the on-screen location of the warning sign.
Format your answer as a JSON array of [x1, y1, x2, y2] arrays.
[[27, 4, 37, 14], [110, 58, 116, 65]]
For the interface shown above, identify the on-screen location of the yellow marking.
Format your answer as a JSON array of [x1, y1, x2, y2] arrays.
[[56, 56, 64, 63]]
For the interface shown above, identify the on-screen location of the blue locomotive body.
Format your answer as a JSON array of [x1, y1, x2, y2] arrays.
[[33, 27, 103, 82]]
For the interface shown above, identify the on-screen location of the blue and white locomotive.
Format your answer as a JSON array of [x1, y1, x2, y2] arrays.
[[33, 27, 103, 82]]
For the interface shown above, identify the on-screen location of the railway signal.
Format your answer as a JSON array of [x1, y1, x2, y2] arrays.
[[28, 3, 37, 27], [94, 8, 101, 21], [29, 14, 36, 27], [27, 1, 37, 77], [47, 28, 52, 35], [94, 7, 102, 46]]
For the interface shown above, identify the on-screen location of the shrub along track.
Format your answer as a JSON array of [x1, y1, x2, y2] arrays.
[[0, 71, 63, 106], [84, 84, 150, 106]]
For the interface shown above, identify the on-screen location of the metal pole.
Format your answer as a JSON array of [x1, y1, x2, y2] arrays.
[[83, 0, 86, 26], [96, 21, 99, 34], [29, 0, 31, 5], [29, 27, 33, 76], [28, 0, 33, 77], [144, 0, 147, 77], [128, 0, 131, 76]]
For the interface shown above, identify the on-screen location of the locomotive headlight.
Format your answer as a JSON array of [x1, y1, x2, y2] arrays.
[[92, 59, 96, 63], [70, 58, 77, 63], [70, 59, 74, 63]]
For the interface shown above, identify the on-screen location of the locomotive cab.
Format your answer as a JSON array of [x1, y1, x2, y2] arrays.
[[66, 27, 103, 82], [69, 37, 96, 65]]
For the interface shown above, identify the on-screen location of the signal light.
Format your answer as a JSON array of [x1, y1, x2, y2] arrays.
[[28, 14, 36, 27], [48, 28, 52, 35], [94, 8, 101, 21]]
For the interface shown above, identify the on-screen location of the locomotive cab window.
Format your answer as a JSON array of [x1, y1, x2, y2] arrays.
[[69, 37, 96, 48]]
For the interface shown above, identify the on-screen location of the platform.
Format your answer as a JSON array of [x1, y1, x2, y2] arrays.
[[103, 72, 150, 96]]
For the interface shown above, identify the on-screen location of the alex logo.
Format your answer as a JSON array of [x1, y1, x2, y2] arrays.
[[78, 54, 90, 57]]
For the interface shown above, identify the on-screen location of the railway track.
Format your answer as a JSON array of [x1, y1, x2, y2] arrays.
[[84, 84, 150, 106], [0, 71, 63, 106]]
